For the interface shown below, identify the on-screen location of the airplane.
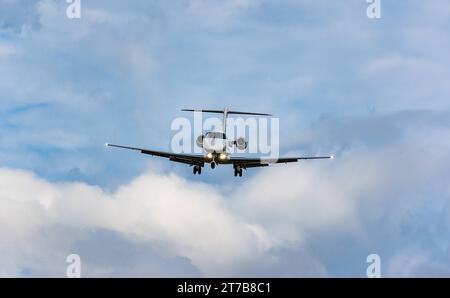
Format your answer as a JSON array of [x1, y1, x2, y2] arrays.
[[106, 108, 334, 177]]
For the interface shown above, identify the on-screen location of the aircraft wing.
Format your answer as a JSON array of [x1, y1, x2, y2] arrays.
[[106, 143, 205, 166], [226, 155, 334, 168]]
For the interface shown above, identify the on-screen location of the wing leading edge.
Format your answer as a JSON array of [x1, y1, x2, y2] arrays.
[[225, 155, 335, 168], [106, 143, 205, 166]]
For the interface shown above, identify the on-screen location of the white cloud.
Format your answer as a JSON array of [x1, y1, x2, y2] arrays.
[[0, 164, 337, 276], [0, 168, 277, 276]]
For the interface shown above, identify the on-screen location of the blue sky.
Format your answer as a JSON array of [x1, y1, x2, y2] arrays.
[[1, 0, 450, 277]]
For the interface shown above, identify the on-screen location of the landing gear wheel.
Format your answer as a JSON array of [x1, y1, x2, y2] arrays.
[[238, 169, 243, 177], [193, 166, 202, 175]]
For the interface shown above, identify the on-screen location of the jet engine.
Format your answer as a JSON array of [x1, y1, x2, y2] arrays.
[[196, 135, 204, 148], [235, 137, 248, 150]]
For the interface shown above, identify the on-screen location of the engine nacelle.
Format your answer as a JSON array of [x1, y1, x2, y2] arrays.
[[235, 137, 248, 150], [196, 135, 204, 148]]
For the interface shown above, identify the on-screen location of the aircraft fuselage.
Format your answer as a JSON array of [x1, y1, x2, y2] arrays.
[[203, 131, 228, 154]]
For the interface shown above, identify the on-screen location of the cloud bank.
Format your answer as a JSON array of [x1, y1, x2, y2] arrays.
[[1, 109, 450, 277]]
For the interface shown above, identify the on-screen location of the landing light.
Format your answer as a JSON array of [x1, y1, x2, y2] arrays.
[[219, 153, 228, 160], [206, 153, 213, 159], [330, 155, 335, 159]]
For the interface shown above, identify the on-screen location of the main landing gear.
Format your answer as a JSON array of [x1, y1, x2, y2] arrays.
[[234, 168, 243, 177], [193, 165, 202, 175]]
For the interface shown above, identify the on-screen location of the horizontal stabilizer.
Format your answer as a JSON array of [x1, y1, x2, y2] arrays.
[[182, 109, 224, 114], [182, 109, 271, 116]]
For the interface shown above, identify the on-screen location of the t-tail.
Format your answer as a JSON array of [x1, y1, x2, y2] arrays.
[[181, 107, 271, 132]]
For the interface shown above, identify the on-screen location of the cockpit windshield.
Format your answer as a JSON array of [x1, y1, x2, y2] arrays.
[[206, 132, 226, 139]]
